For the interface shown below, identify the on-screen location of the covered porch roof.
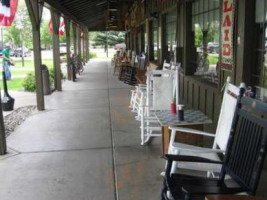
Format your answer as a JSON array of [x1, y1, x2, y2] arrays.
[[44, 0, 134, 31]]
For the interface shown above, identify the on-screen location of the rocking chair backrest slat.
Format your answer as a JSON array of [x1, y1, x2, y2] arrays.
[[139, 57, 146, 70], [223, 97, 267, 195], [146, 70, 175, 110], [131, 54, 136, 68], [214, 83, 241, 151]]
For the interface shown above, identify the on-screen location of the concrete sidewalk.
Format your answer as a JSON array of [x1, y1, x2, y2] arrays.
[[0, 59, 163, 200]]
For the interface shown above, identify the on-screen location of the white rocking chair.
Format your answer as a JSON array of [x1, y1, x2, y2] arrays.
[[140, 70, 176, 145], [167, 77, 245, 176]]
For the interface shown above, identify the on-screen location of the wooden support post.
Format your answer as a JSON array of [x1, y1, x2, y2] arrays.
[[51, 10, 62, 91], [85, 30, 89, 62], [182, 1, 194, 75], [0, 94, 6, 155], [77, 26, 82, 58], [65, 18, 71, 80], [25, 0, 45, 111], [72, 23, 77, 55], [82, 27, 86, 63]]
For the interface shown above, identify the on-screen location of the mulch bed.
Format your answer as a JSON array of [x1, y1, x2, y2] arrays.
[[4, 105, 36, 137]]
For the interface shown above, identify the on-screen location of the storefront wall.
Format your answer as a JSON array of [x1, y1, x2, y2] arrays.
[[126, 0, 266, 129], [126, 0, 267, 170]]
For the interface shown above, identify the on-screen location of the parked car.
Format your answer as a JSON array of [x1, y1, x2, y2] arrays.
[[13, 47, 31, 57], [60, 43, 67, 54], [207, 42, 219, 54]]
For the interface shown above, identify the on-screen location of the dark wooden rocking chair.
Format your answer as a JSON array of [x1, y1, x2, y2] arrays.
[[161, 96, 267, 200]]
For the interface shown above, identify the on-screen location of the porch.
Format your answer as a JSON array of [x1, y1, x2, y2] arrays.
[[0, 59, 163, 200], [0, 59, 266, 199]]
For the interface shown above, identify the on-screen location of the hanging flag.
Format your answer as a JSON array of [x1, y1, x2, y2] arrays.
[[0, 0, 18, 26], [59, 19, 65, 36], [49, 18, 65, 36], [48, 19, 53, 34]]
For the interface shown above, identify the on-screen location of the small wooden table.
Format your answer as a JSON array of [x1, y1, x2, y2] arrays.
[[205, 195, 265, 200], [155, 110, 212, 155]]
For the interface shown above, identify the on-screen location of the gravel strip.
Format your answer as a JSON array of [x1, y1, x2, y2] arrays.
[[4, 105, 37, 137]]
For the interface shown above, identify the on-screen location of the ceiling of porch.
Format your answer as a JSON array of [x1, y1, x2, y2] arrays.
[[44, 0, 134, 31]]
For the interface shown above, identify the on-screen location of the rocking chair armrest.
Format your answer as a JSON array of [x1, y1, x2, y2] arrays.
[[169, 126, 215, 138], [164, 154, 223, 164], [138, 84, 146, 87], [172, 146, 225, 154], [182, 185, 245, 195]]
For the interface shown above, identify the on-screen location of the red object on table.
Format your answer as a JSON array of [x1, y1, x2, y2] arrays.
[[170, 103, 176, 114]]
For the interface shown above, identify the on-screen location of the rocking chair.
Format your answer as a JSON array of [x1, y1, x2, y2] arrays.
[[161, 96, 267, 200]]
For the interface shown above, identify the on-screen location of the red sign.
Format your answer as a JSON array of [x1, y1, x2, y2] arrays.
[[221, 0, 235, 71]]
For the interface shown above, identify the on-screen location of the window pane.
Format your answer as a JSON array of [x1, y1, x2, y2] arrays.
[[256, 0, 265, 23]]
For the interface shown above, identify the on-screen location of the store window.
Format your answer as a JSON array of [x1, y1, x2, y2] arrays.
[[192, 0, 220, 84], [253, 0, 267, 101], [152, 19, 158, 61], [166, 9, 177, 63]]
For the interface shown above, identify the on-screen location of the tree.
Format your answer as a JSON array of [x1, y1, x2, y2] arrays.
[[91, 31, 125, 51], [40, 21, 52, 49], [5, 0, 32, 49]]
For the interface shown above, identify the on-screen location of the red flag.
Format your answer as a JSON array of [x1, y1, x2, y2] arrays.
[[49, 18, 65, 36], [0, 0, 18, 26], [48, 19, 53, 34], [59, 20, 65, 36]]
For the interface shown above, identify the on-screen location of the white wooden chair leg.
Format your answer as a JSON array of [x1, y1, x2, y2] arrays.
[[171, 149, 180, 174], [140, 106, 145, 145]]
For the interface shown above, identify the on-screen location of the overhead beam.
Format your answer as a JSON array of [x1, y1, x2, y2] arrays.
[[44, 0, 86, 27]]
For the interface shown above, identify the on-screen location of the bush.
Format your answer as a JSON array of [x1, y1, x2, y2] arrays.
[[22, 68, 66, 92], [49, 67, 54, 86], [22, 73, 36, 92], [49, 67, 66, 83], [89, 52, 97, 59]]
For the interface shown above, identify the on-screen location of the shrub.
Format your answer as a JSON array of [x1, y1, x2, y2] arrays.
[[22, 73, 36, 92], [89, 52, 97, 59], [22, 68, 66, 92], [49, 67, 54, 86], [49, 67, 66, 83]]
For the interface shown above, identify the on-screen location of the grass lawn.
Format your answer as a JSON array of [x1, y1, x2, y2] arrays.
[[0, 78, 24, 91], [0, 59, 54, 91], [208, 54, 219, 65], [13, 59, 54, 69]]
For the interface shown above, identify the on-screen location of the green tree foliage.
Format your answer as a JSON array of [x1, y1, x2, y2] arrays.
[[194, 25, 203, 47], [41, 21, 52, 49], [207, 22, 219, 43], [5, 0, 32, 48], [91, 31, 125, 49]]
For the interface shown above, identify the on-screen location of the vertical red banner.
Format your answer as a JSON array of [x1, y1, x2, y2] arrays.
[[221, 0, 235, 71]]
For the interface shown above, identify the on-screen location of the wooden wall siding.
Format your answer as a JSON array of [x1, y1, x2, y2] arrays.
[[180, 74, 221, 131]]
